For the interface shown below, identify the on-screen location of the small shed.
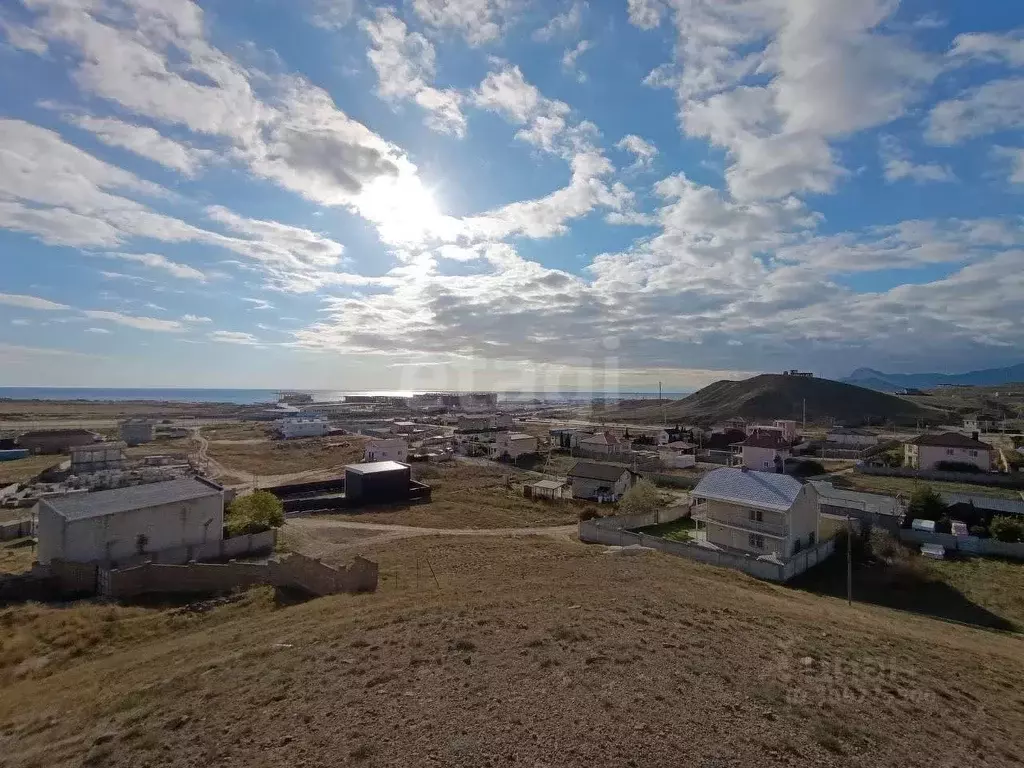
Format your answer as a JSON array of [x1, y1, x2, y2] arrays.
[[344, 461, 412, 503], [528, 479, 566, 500]]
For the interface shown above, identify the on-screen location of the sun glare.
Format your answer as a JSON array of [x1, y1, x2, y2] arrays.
[[356, 174, 457, 244]]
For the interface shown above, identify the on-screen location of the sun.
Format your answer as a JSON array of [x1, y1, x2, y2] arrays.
[[356, 173, 456, 244]]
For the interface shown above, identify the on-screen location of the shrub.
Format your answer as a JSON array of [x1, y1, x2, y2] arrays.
[[934, 515, 952, 534], [577, 507, 600, 522], [226, 490, 285, 536], [617, 479, 662, 516], [905, 486, 946, 527], [788, 460, 825, 478], [990, 516, 1024, 543], [969, 525, 989, 538]]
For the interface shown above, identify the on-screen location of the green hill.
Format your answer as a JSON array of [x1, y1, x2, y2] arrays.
[[606, 374, 945, 426]]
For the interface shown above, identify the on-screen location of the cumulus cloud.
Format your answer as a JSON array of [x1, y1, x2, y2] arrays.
[[410, 0, 514, 45], [616, 134, 658, 167], [308, 0, 355, 30], [66, 115, 210, 176], [361, 9, 466, 137], [993, 146, 1024, 184], [534, 2, 584, 41], [561, 40, 593, 82], [879, 135, 955, 183], [948, 29, 1024, 68], [626, 0, 664, 30], [926, 78, 1024, 145]]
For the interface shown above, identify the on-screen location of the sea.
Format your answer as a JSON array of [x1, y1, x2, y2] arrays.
[[0, 388, 690, 405]]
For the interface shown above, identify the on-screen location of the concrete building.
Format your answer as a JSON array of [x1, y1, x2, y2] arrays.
[[963, 415, 997, 433], [119, 419, 155, 446], [772, 420, 799, 443], [18, 429, 99, 455], [493, 412, 514, 430], [904, 432, 993, 471], [276, 418, 330, 439], [825, 428, 878, 447], [692, 468, 819, 559], [344, 461, 412, 503], [736, 431, 791, 471], [578, 431, 625, 457], [70, 442, 127, 474], [36, 477, 224, 565], [567, 461, 635, 501], [392, 421, 417, 434], [491, 432, 539, 460], [457, 415, 492, 432], [364, 438, 409, 463]]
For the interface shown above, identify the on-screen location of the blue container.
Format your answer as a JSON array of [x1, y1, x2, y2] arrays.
[[0, 448, 29, 462]]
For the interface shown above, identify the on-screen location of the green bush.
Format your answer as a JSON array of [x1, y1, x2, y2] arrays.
[[968, 525, 989, 538], [226, 490, 285, 536], [934, 515, 952, 534], [788, 460, 825, 478], [617, 479, 662, 516], [577, 507, 600, 522], [989, 516, 1024, 543], [904, 486, 947, 527], [935, 461, 983, 473]]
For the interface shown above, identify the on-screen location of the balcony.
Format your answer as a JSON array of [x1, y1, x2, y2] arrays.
[[694, 504, 788, 538]]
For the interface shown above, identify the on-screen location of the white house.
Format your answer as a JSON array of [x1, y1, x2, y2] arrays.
[[772, 420, 799, 443], [36, 477, 224, 565], [692, 468, 820, 559], [904, 433, 993, 471], [492, 432, 539, 460], [364, 438, 409, 463], [277, 418, 330, 439], [736, 430, 791, 471], [825, 428, 878, 447], [579, 431, 625, 457]]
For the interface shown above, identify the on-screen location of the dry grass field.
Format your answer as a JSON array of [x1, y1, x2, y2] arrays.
[[0, 538, 36, 574], [837, 471, 1024, 500], [348, 463, 583, 529], [0, 400, 258, 423], [1, 536, 1022, 768], [0, 455, 60, 486], [202, 424, 367, 477]]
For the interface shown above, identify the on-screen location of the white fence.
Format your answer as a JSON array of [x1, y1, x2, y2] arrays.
[[898, 528, 1024, 559], [579, 512, 836, 582]]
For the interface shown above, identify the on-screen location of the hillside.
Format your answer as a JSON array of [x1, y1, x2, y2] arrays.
[[2, 535, 1022, 768], [605, 374, 943, 425], [844, 363, 1024, 392]]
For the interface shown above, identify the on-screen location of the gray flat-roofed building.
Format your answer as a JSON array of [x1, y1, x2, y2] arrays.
[[344, 461, 412, 503], [36, 477, 224, 565], [18, 429, 99, 454]]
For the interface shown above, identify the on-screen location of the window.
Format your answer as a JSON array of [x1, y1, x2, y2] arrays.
[[969, 450, 978, 457], [946, 448, 954, 455], [809, 531, 816, 545], [749, 534, 765, 549], [748, 509, 763, 522]]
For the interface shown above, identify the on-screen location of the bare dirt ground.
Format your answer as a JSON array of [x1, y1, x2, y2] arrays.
[[200, 424, 367, 479], [1, 536, 1022, 768], [0, 400, 261, 424]]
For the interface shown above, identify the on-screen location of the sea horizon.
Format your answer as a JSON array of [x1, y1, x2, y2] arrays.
[[0, 387, 693, 406]]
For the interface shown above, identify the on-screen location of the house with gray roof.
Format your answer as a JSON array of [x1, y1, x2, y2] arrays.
[[691, 467, 820, 560], [566, 461, 635, 501]]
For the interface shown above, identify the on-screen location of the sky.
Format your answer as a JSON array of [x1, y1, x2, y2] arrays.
[[0, 0, 1022, 393]]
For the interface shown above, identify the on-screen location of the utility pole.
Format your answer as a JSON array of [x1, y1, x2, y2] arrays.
[[660, 381, 666, 426], [846, 513, 853, 606], [802, 398, 806, 430]]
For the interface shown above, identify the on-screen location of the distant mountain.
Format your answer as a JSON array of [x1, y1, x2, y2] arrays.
[[843, 364, 1024, 392], [603, 373, 942, 426]]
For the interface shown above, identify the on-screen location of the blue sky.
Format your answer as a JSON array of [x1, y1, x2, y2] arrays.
[[0, 0, 1022, 392]]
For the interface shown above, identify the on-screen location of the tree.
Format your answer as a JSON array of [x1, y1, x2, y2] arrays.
[[990, 516, 1024, 543], [227, 490, 285, 536], [905, 486, 946, 526], [617, 479, 662, 516]]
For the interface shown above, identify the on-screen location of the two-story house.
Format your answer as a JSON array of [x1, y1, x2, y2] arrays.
[[364, 438, 409, 463], [691, 467, 820, 559], [904, 432, 993, 471], [578, 431, 625, 457], [735, 430, 791, 471]]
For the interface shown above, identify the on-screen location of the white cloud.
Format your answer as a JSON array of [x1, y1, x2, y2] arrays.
[[67, 115, 210, 176], [561, 40, 593, 82], [209, 330, 262, 345], [80, 309, 184, 332], [0, 16, 49, 53], [473, 64, 575, 154], [102, 252, 207, 281], [534, 1, 584, 41], [993, 146, 1024, 184], [626, 0, 664, 30], [11, 319, 31, 326], [646, 0, 939, 201], [182, 314, 213, 323], [879, 135, 955, 183], [948, 29, 1024, 68], [308, 0, 355, 30], [0, 292, 71, 311], [616, 134, 658, 167], [361, 9, 466, 137], [85, 327, 111, 334], [926, 78, 1024, 145], [242, 297, 274, 310], [410, 0, 514, 45]]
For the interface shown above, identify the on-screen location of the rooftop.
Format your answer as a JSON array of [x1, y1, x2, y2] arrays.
[[345, 461, 410, 474], [580, 431, 619, 445], [827, 427, 874, 436], [741, 432, 791, 450], [19, 428, 98, 439], [808, 481, 900, 516], [505, 432, 535, 441], [908, 432, 992, 450], [567, 461, 630, 482], [942, 493, 1024, 516], [531, 479, 565, 491], [693, 468, 804, 512], [41, 477, 223, 522]]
